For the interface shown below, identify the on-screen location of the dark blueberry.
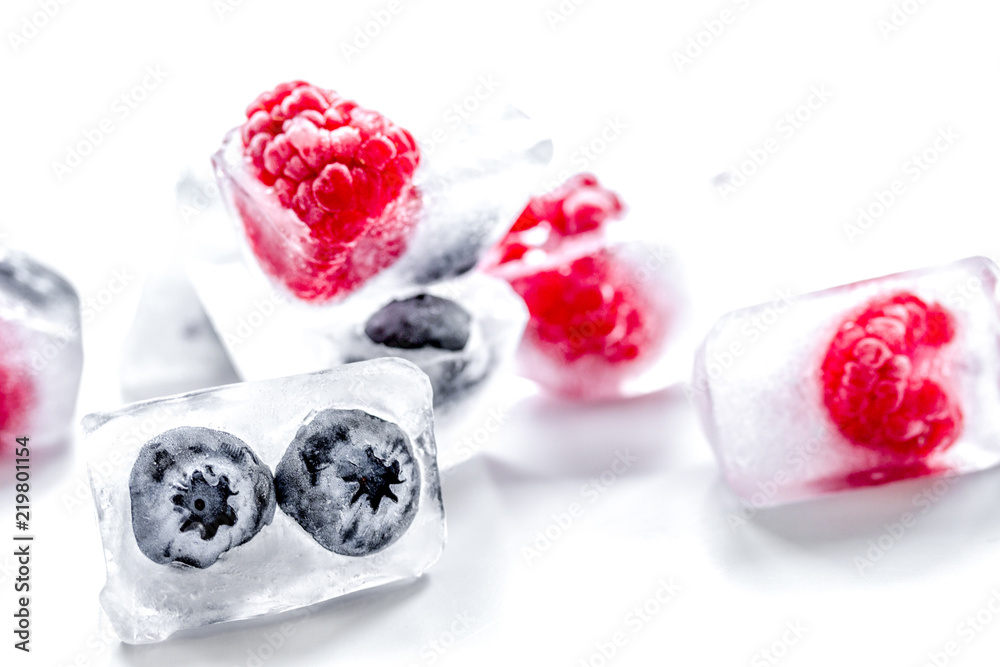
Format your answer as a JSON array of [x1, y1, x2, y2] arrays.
[[275, 409, 421, 557], [129, 427, 276, 569], [364, 294, 472, 351]]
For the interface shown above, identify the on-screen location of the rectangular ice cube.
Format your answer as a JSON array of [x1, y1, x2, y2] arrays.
[[0, 248, 82, 457], [692, 256, 1000, 505], [85, 358, 445, 643]]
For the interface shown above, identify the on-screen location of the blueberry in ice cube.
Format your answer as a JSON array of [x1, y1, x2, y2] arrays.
[[129, 427, 276, 569], [364, 294, 472, 351], [274, 409, 421, 557]]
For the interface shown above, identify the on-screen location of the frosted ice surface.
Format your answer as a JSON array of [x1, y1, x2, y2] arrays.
[[692, 256, 1000, 505], [120, 265, 240, 402], [85, 358, 445, 643], [0, 247, 82, 452]]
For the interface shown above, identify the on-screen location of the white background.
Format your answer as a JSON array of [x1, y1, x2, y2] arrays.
[[4, 0, 1000, 665]]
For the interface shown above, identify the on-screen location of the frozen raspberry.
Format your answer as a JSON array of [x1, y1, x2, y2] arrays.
[[0, 325, 32, 458], [234, 81, 421, 301], [821, 292, 962, 462], [486, 173, 624, 270], [510, 249, 668, 398]]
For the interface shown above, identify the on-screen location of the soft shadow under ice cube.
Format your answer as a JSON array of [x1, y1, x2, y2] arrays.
[[692, 256, 1000, 505]]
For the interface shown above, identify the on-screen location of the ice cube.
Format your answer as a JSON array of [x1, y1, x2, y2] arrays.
[[84, 358, 445, 644], [502, 241, 689, 400], [0, 248, 82, 459], [210, 81, 551, 305], [692, 256, 1000, 505], [120, 265, 240, 402], [332, 272, 527, 467]]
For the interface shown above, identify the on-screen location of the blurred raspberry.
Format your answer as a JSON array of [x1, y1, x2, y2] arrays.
[[236, 81, 420, 301], [486, 173, 624, 270], [821, 292, 962, 461], [0, 324, 32, 458], [510, 249, 668, 398]]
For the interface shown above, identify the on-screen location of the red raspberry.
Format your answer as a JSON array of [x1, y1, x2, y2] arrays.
[[0, 325, 32, 458], [486, 173, 624, 270], [234, 81, 421, 301], [821, 292, 962, 462], [510, 249, 668, 398]]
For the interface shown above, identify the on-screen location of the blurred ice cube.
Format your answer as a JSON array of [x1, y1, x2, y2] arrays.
[[0, 248, 82, 458], [119, 265, 239, 402]]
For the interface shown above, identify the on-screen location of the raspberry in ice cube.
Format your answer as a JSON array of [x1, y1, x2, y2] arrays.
[[692, 256, 1000, 504], [0, 248, 82, 461], [212, 82, 552, 305], [508, 245, 676, 400]]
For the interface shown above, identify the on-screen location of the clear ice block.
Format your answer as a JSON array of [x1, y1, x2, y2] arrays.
[[85, 358, 445, 643], [692, 256, 1000, 505], [119, 265, 239, 402], [0, 247, 82, 459]]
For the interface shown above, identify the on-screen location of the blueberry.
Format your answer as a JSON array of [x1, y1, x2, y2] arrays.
[[364, 294, 472, 351], [129, 427, 276, 569], [274, 409, 421, 557]]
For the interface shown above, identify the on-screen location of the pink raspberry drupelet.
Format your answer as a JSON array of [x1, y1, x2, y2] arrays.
[[821, 292, 962, 464], [231, 81, 421, 301]]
